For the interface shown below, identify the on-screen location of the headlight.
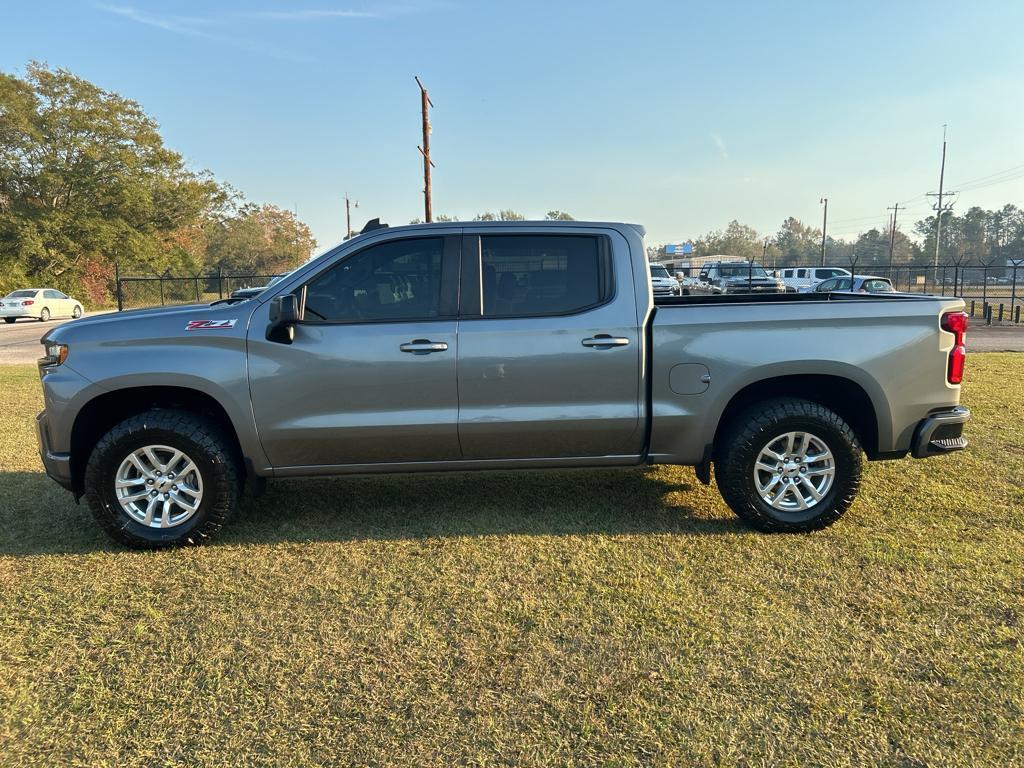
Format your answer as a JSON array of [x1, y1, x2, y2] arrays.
[[40, 342, 68, 367]]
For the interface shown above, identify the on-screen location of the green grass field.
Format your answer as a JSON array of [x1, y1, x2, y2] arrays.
[[1, 357, 1022, 767]]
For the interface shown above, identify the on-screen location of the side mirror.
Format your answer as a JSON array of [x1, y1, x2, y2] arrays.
[[266, 294, 298, 343]]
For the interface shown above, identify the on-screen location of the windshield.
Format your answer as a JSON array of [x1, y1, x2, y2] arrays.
[[718, 264, 769, 279], [6, 290, 37, 298], [649, 265, 672, 279]]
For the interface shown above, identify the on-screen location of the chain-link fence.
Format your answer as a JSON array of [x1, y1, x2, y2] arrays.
[[115, 269, 276, 311]]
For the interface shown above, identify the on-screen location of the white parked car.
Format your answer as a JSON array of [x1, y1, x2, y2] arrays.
[[0, 289, 83, 324], [649, 264, 679, 297], [779, 266, 851, 293]]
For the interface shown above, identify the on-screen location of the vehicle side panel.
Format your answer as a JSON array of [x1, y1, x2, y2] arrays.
[[649, 296, 965, 464]]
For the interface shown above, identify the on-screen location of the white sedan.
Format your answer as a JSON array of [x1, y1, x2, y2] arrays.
[[1, 289, 84, 323]]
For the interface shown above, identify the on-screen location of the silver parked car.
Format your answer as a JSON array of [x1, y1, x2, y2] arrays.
[[812, 275, 895, 294], [1, 289, 83, 323]]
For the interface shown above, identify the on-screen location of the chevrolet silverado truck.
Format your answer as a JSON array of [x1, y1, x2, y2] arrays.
[[35, 221, 970, 548]]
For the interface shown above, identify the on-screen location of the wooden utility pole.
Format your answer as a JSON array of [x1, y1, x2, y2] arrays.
[[415, 76, 435, 223], [928, 125, 956, 279], [819, 197, 828, 265], [887, 202, 900, 269]]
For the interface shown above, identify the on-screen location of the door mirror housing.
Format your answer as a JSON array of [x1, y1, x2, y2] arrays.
[[267, 293, 298, 343]]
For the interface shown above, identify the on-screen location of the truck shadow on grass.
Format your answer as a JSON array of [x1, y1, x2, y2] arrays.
[[0, 467, 742, 556]]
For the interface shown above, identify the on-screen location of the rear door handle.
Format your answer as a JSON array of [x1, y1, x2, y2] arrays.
[[582, 335, 630, 348], [400, 339, 449, 354]]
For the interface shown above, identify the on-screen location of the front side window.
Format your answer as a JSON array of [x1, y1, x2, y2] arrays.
[[480, 235, 610, 317], [834, 277, 853, 291], [650, 265, 671, 279], [815, 278, 837, 292], [718, 264, 769, 279], [303, 237, 444, 322]]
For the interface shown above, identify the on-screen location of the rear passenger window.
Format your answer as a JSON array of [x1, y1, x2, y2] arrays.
[[479, 235, 611, 317], [796, 269, 807, 278]]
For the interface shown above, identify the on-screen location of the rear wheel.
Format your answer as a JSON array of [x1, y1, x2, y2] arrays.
[[715, 398, 862, 532], [39, 307, 50, 322], [3, 317, 14, 324], [84, 409, 240, 548]]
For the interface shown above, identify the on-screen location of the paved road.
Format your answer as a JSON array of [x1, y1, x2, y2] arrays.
[[0, 312, 113, 365], [1, 312, 1021, 364]]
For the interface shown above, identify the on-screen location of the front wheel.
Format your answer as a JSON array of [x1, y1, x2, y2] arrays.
[[715, 398, 862, 532], [84, 409, 241, 548], [72, 305, 82, 319]]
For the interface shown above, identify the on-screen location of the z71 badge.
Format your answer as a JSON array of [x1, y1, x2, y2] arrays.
[[185, 319, 238, 331]]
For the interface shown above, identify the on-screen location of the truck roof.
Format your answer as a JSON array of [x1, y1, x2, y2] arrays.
[[350, 219, 646, 238]]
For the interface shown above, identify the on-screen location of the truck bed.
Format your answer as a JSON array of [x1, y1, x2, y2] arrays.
[[654, 291, 940, 307]]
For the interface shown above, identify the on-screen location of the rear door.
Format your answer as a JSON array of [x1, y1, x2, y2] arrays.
[[247, 233, 463, 468], [455, 228, 643, 460]]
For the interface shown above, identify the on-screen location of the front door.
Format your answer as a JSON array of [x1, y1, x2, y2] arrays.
[[456, 229, 643, 460], [247, 234, 462, 468]]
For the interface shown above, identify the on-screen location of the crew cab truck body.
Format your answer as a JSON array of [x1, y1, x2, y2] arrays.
[[36, 221, 970, 548]]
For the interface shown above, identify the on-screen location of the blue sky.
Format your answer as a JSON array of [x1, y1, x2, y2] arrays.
[[3, 0, 1023, 249]]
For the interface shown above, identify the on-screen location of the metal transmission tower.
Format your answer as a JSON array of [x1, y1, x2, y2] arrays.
[[415, 76, 435, 223], [927, 126, 957, 278]]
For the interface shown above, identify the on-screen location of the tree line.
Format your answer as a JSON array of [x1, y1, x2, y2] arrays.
[[650, 206, 1024, 270], [0, 63, 316, 306]]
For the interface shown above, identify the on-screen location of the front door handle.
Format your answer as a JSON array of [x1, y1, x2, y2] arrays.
[[582, 335, 630, 349], [400, 339, 449, 354]]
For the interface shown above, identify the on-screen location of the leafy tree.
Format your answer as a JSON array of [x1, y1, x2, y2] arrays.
[[0, 62, 223, 292], [473, 210, 525, 221], [545, 210, 575, 220], [694, 220, 762, 261], [205, 204, 315, 274], [773, 217, 820, 267]]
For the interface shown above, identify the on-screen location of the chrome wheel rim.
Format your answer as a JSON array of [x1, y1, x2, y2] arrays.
[[115, 445, 203, 528], [754, 431, 835, 512]]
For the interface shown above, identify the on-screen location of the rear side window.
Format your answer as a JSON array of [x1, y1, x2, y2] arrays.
[[303, 237, 444, 322], [796, 269, 807, 278], [479, 235, 611, 317], [862, 279, 893, 293]]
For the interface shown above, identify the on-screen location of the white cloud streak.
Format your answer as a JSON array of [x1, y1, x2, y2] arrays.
[[710, 132, 729, 160], [94, 4, 391, 61]]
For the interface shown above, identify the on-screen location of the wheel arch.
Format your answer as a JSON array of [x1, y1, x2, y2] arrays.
[[712, 373, 883, 459], [70, 386, 245, 496]]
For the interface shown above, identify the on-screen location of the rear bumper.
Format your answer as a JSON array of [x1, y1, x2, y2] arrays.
[[36, 410, 74, 492], [910, 406, 970, 458]]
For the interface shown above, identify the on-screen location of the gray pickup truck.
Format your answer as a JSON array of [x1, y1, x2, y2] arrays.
[[36, 221, 970, 548]]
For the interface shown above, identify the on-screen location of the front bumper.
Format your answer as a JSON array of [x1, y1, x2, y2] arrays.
[[36, 410, 74, 492], [910, 406, 970, 458]]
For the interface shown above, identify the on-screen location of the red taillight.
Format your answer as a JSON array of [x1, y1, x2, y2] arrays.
[[22, 300, 34, 306], [941, 311, 968, 385]]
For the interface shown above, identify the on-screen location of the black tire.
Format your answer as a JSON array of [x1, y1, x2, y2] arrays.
[[715, 398, 862, 532], [3, 317, 14, 324], [84, 409, 241, 548], [39, 307, 50, 322], [72, 305, 82, 318]]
